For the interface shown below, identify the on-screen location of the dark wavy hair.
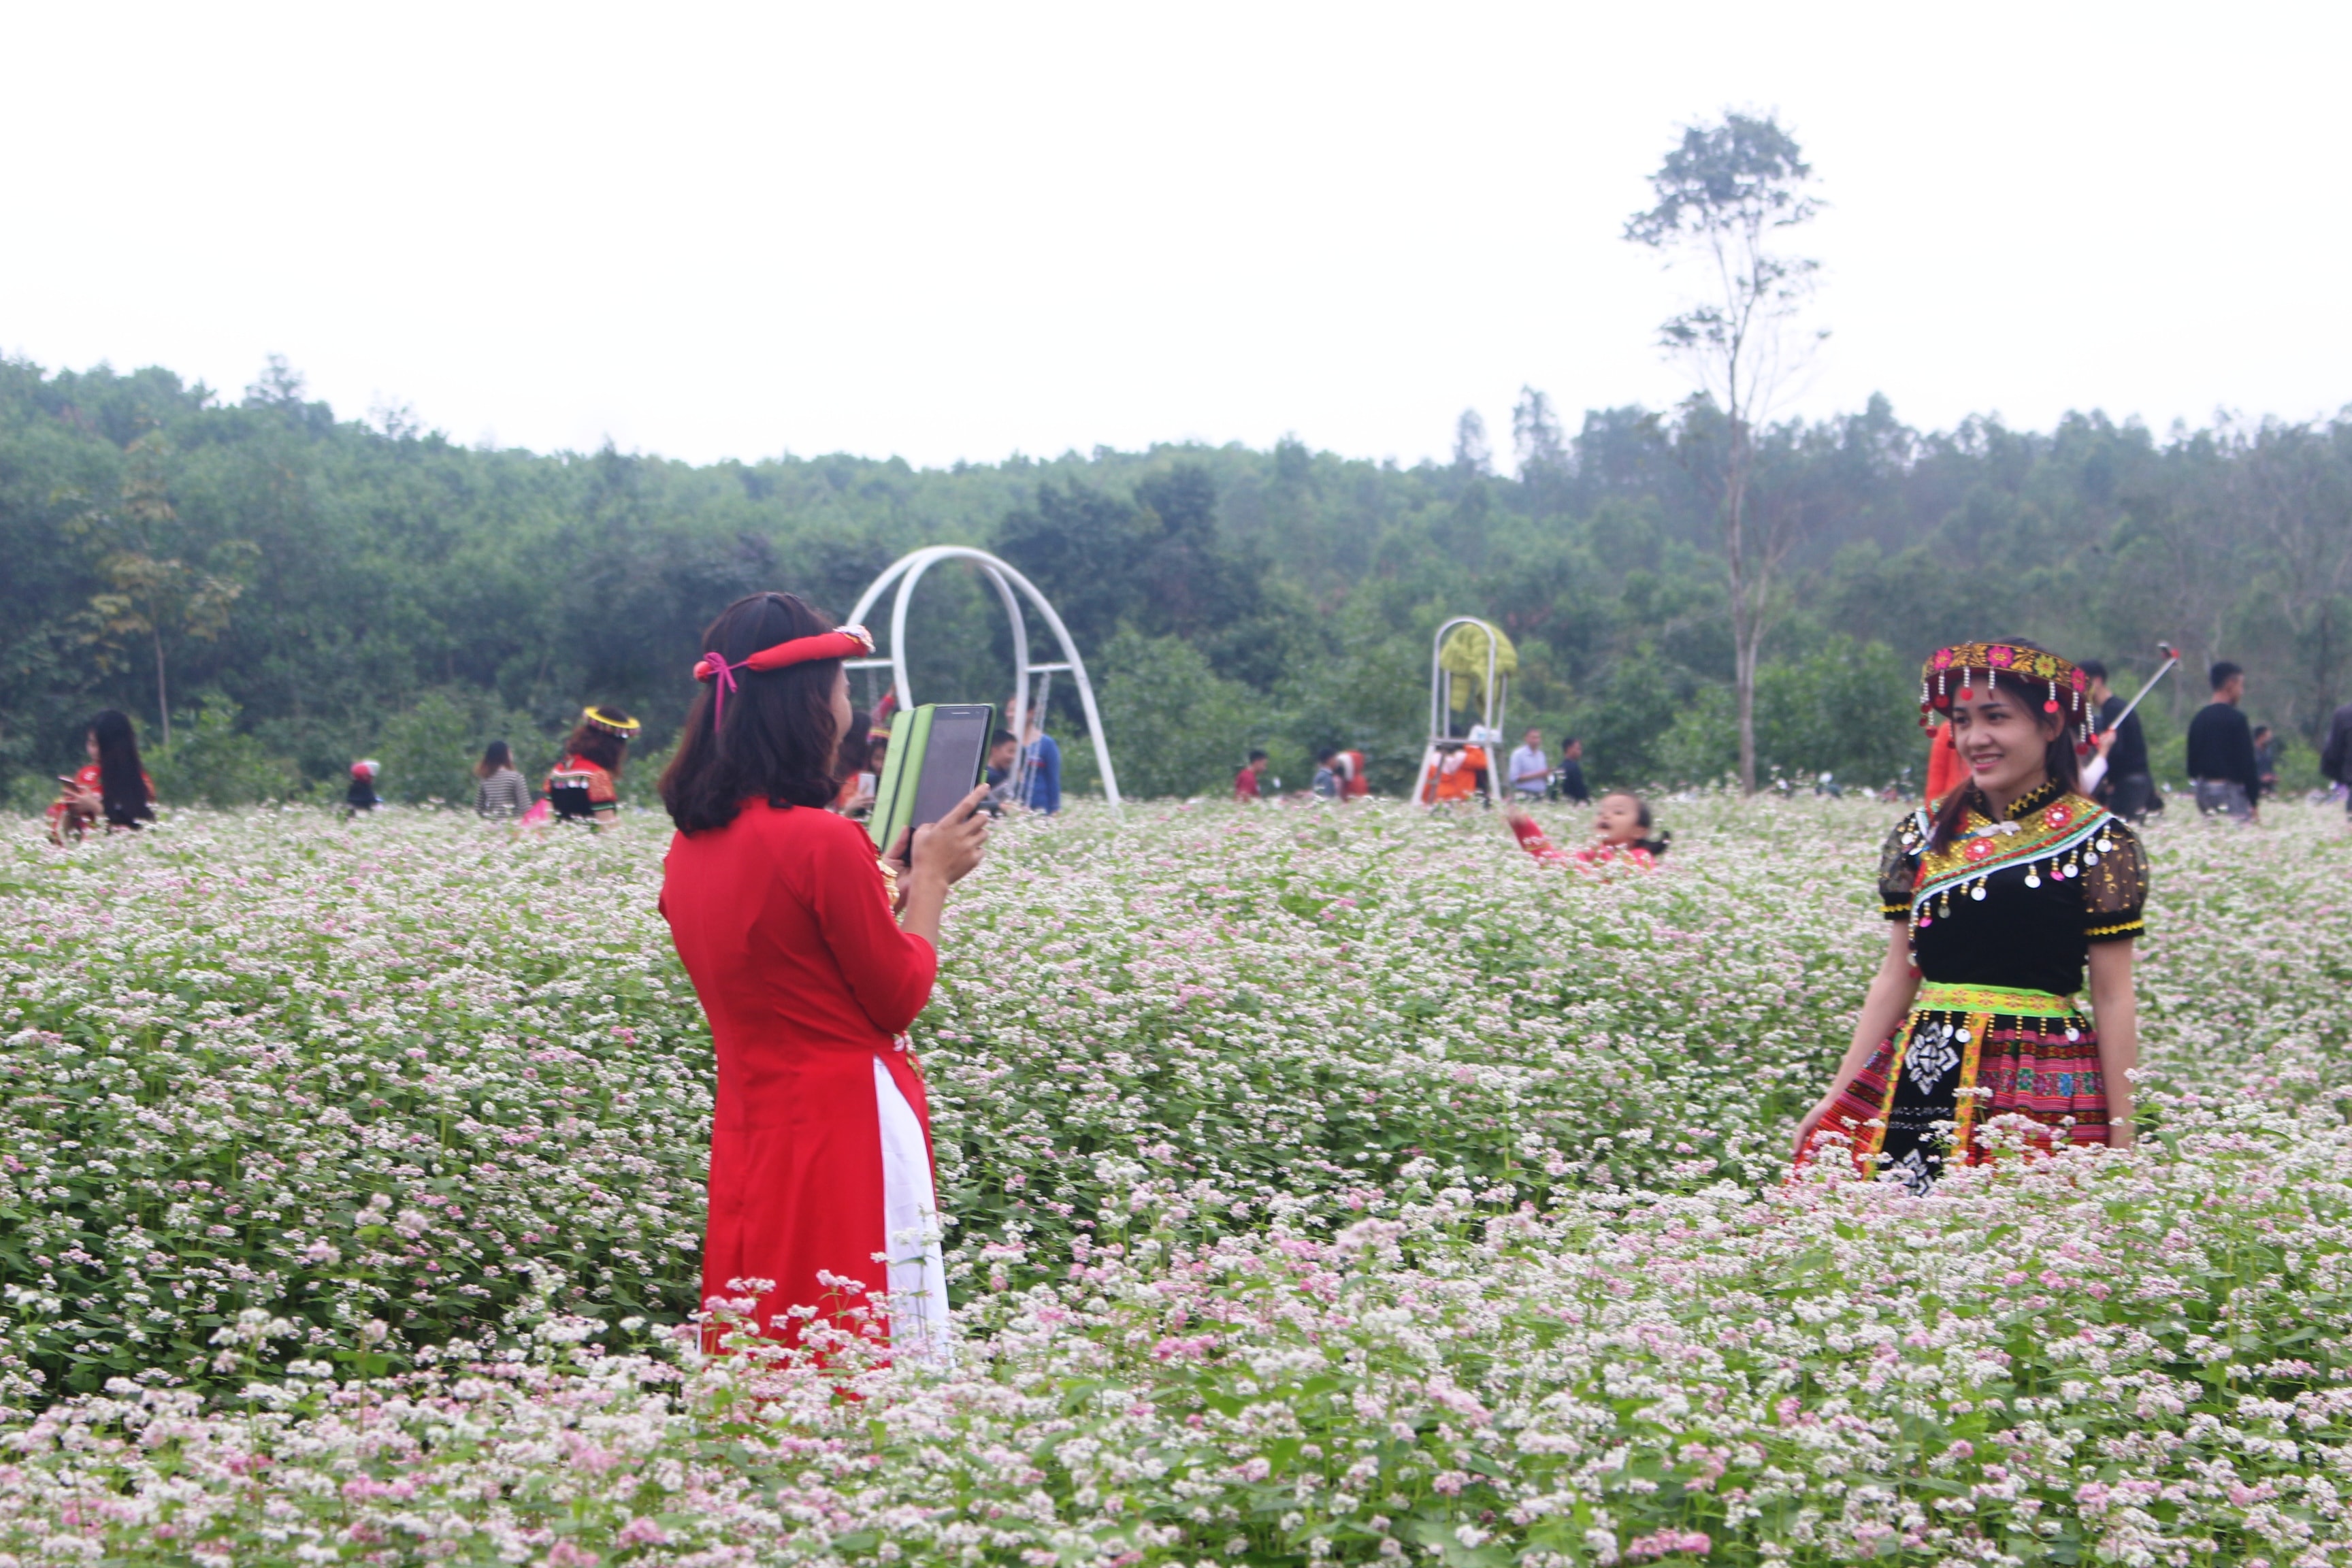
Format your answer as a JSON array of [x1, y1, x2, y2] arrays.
[[660, 592, 849, 833], [476, 739, 514, 779], [1925, 640, 2083, 853], [88, 709, 154, 828], [564, 717, 632, 772]]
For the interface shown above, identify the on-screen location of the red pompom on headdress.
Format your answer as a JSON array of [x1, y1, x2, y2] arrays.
[[693, 624, 875, 729]]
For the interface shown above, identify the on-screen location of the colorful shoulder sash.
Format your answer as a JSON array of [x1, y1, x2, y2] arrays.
[[1910, 792, 2114, 913]]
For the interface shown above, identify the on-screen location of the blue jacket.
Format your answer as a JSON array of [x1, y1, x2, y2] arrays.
[[1024, 734, 1062, 813]]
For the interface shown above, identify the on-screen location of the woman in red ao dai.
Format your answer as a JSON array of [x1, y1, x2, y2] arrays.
[[1795, 640, 2147, 1193], [657, 592, 990, 1359]]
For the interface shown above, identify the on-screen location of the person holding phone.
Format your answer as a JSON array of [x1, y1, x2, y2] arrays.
[[658, 591, 988, 1362]]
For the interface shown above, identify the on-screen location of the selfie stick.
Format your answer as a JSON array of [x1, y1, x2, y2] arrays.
[[2079, 641, 2179, 795]]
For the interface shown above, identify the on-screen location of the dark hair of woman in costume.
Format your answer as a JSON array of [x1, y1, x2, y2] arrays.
[[1923, 639, 2082, 855], [564, 716, 632, 773], [89, 709, 155, 829], [476, 739, 515, 779], [661, 592, 853, 834]]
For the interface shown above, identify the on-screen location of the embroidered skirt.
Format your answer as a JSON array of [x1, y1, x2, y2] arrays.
[[1812, 981, 2109, 1193]]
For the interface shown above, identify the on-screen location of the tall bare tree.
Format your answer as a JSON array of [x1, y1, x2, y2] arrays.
[[1626, 112, 1825, 792]]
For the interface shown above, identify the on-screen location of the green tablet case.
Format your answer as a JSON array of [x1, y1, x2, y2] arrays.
[[866, 704, 932, 851]]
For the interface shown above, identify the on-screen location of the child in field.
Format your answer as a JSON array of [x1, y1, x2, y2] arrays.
[[346, 759, 382, 813], [47, 709, 155, 844], [981, 728, 1019, 815], [1235, 749, 1269, 802], [1795, 639, 2145, 1194], [1505, 790, 1670, 869]]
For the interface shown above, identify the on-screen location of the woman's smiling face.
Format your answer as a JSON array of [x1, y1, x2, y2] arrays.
[[1948, 677, 2061, 800]]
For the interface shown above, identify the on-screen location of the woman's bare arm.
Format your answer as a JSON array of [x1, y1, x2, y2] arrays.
[[1794, 924, 1921, 1159], [890, 786, 992, 947], [2086, 940, 2138, 1149]]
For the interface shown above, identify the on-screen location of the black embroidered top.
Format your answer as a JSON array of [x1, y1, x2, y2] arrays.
[[1876, 779, 2148, 998]]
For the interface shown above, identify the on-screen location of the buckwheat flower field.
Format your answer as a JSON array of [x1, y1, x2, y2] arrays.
[[3, 796, 2351, 1566]]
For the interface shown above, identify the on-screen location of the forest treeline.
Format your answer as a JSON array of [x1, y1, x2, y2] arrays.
[[3, 355, 2348, 806]]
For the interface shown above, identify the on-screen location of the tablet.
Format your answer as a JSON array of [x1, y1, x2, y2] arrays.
[[868, 703, 994, 853]]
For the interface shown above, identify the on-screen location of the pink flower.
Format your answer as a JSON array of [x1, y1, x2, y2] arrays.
[[1625, 1529, 1712, 1560]]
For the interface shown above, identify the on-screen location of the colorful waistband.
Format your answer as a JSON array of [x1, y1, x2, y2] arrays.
[[1913, 981, 2077, 1018]]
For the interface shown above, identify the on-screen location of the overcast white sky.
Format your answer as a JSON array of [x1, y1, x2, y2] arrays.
[[6, 3, 2347, 470]]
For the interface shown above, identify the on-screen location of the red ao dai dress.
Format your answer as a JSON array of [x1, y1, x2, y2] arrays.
[[659, 801, 950, 1357]]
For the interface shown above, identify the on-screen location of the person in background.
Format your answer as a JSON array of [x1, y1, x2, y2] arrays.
[[1505, 789, 1670, 869], [1021, 706, 1061, 815], [2323, 695, 2352, 819], [2252, 725, 2280, 800], [2079, 661, 2153, 823], [659, 593, 986, 1361], [1235, 749, 1269, 802], [1338, 747, 1370, 798], [1552, 736, 1590, 804], [1797, 638, 2144, 1192], [1507, 727, 1550, 802], [474, 740, 531, 819], [1924, 714, 1965, 803], [547, 707, 638, 826], [2186, 662, 2261, 824], [47, 708, 156, 844], [1311, 747, 1341, 800], [981, 728, 1019, 813], [1460, 728, 1494, 804], [346, 759, 382, 814]]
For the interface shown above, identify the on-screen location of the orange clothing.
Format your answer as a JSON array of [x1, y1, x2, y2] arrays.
[[547, 755, 619, 823], [1925, 723, 1964, 804]]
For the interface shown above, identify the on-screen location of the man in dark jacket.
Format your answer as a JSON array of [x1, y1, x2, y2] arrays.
[[2081, 660, 2154, 822], [1551, 736, 1590, 804], [2186, 662, 2260, 823], [2322, 698, 2352, 818]]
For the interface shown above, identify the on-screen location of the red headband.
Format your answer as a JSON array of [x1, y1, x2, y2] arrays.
[[693, 624, 874, 728]]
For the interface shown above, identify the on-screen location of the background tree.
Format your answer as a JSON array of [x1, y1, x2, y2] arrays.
[[64, 433, 255, 745], [1626, 110, 1825, 792], [1452, 410, 1490, 476], [3, 353, 2347, 806]]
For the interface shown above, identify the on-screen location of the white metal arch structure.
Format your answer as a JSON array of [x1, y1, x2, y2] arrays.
[[844, 546, 1122, 808], [1418, 616, 1509, 806]]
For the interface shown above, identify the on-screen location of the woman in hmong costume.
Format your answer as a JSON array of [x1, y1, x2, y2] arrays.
[[1796, 640, 2146, 1192], [546, 706, 639, 826]]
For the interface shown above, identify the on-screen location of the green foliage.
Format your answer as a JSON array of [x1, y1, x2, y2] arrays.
[[143, 699, 301, 805], [1088, 630, 1260, 798], [370, 687, 554, 806], [1655, 637, 1922, 789], [4, 357, 2349, 804]]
